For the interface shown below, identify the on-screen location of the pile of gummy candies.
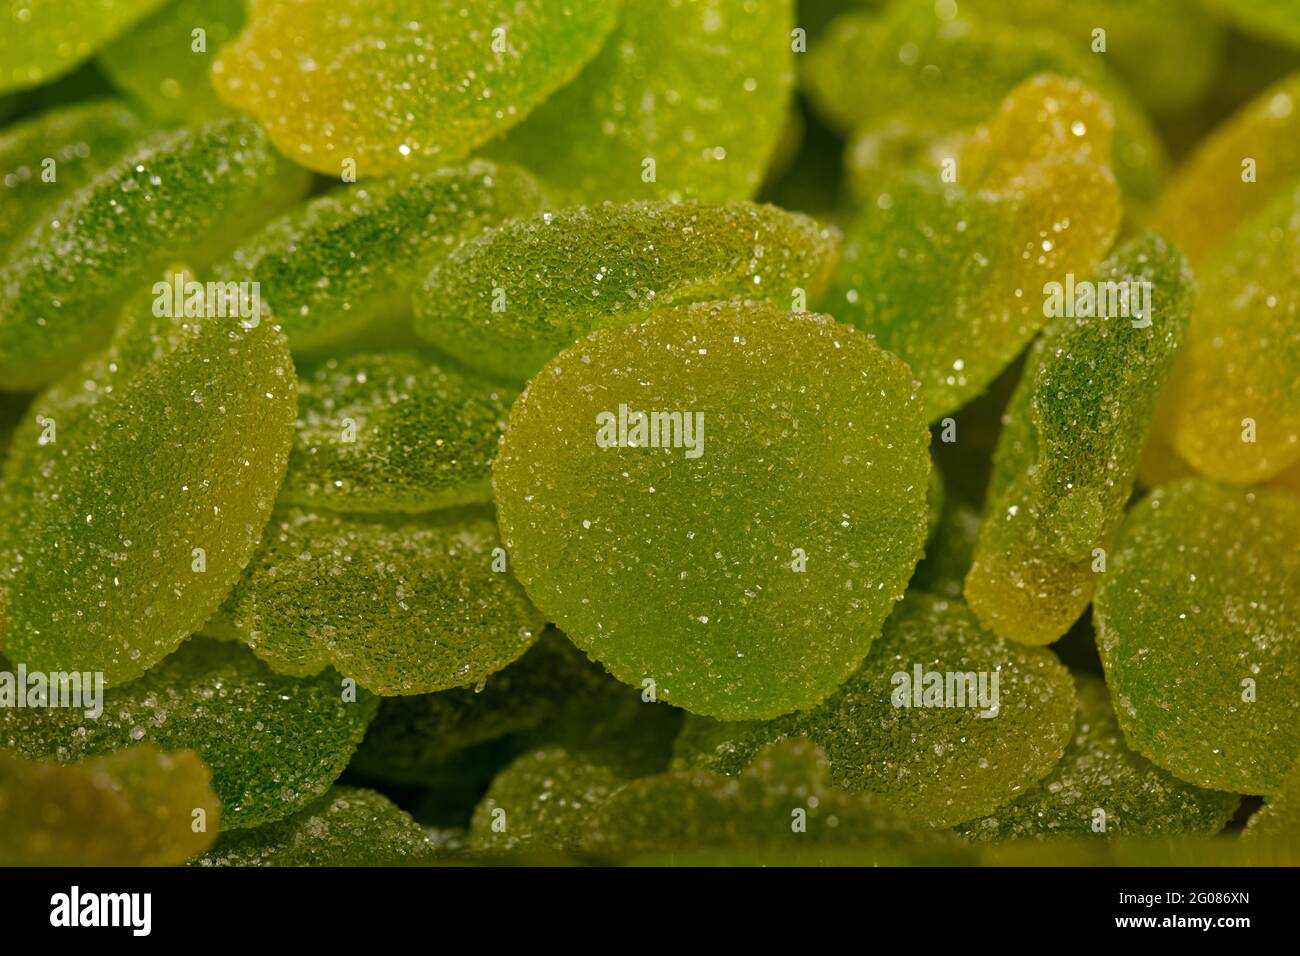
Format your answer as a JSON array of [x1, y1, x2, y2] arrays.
[[0, 0, 1298, 868]]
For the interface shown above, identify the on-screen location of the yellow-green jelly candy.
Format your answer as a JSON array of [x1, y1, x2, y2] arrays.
[[0, 99, 148, 257], [416, 200, 842, 381], [212, 0, 622, 177], [1169, 183, 1300, 484], [469, 747, 625, 855], [826, 75, 1122, 421], [220, 160, 546, 353], [0, 0, 168, 93], [958, 676, 1240, 842], [97, 0, 245, 122], [1202, 0, 1300, 50], [494, 301, 930, 720], [0, 274, 296, 686], [1244, 760, 1300, 840], [1156, 71, 1300, 267], [1095, 480, 1300, 794], [0, 117, 309, 389], [965, 234, 1194, 645], [0, 745, 218, 866], [911, 498, 981, 601], [804, 1, 1167, 204], [228, 507, 544, 696], [489, 0, 794, 203], [673, 592, 1077, 826], [282, 351, 516, 514], [192, 786, 434, 866], [0, 638, 377, 829]]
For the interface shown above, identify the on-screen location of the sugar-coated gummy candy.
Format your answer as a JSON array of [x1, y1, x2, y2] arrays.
[[911, 497, 981, 600], [228, 507, 544, 696], [282, 352, 515, 514], [494, 300, 930, 720], [1243, 760, 1300, 840], [489, 0, 794, 203], [415, 200, 842, 381], [958, 677, 1240, 842], [0, 638, 377, 829], [965, 234, 1194, 645], [0, 99, 148, 256], [1201, 0, 1300, 50], [212, 0, 622, 177], [1095, 480, 1300, 794], [827, 75, 1122, 421], [0, 0, 168, 93], [220, 160, 546, 354], [673, 592, 1076, 826], [0, 273, 296, 686], [192, 786, 435, 866], [97, 0, 246, 122], [0, 117, 310, 389], [0, 745, 218, 866]]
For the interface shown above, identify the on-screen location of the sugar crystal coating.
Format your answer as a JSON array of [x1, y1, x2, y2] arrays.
[[494, 300, 931, 720], [415, 200, 842, 381], [1095, 480, 1300, 794], [212, 0, 622, 176]]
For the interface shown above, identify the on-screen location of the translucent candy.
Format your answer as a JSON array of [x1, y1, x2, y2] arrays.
[[489, 0, 794, 203], [0, 99, 147, 257], [0, 0, 168, 93], [415, 200, 842, 381], [98, 0, 246, 122], [227, 507, 545, 696], [494, 301, 930, 720], [220, 160, 546, 353], [1095, 480, 1300, 794], [0, 273, 296, 686], [281, 352, 516, 513], [958, 677, 1240, 842], [0, 117, 309, 389], [965, 234, 1195, 645], [0, 638, 377, 829], [0, 745, 218, 866], [1201, 0, 1300, 50], [212, 0, 622, 177], [826, 75, 1123, 421], [192, 786, 434, 866], [673, 592, 1077, 826]]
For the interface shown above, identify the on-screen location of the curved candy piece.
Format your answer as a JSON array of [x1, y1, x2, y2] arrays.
[[415, 200, 842, 381], [0, 638, 377, 829], [0, 272, 296, 685], [965, 234, 1194, 645], [0, 745, 218, 866], [494, 300, 931, 720], [1201, 0, 1300, 50], [228, 507, 544, 696], [911, 497, 981, 601], [1095, 480, 1300, 794], [1243, 760, 1300, 840], [490, 0, 794, 203], [282, 352, 515, 513], [212, 0, 623, 177], [0, 117, 310, 389]]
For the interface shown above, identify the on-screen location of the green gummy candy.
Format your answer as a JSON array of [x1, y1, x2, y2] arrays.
[[1244, 760, 1300, 840], [282, 351, 515, 514], [673, 592, 1077, 826], [228, 507, 544, 696], [1201, 0, 1300, 49], [490, 0, 794, 203], [0, 117, 309, 389], [415, 199, 842, 381], [494, 300, 930, 720], [965, 234, 1194, 645], [959, 676, 1240, 842], [0, 745, 218, 866], [97, 0, 246, 122], [0, 99, 148, 257], [0, 273, 296, 686], [220, 160, 546, 353], [212, 0, 622, 177], [0, 0, 168, 93], [192, 786, 434, 866], [912, 497, 981, 601], [1095, 480, 1300, 794], [0, 638, 377, 829], [925, 456, 945, 544]]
